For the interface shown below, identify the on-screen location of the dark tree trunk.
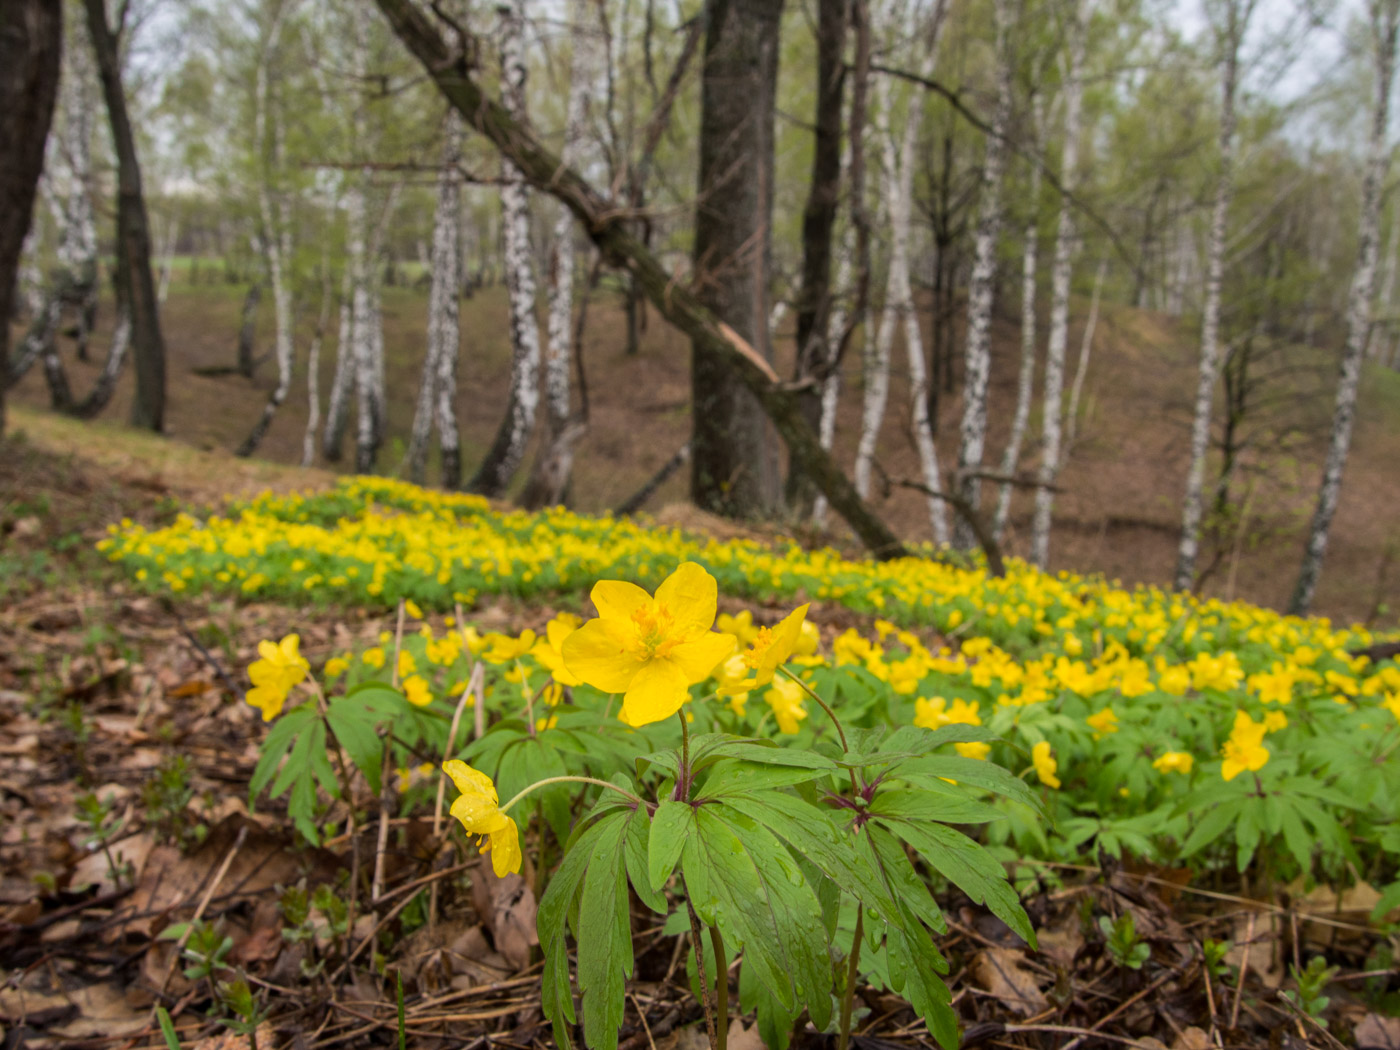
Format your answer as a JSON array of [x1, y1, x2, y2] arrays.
[[785, 0, 847, 514], [237, 281, 262, 378], [0, 0, 62, 436], [83, 0, 166, 432], [690, 0, 785, 518]]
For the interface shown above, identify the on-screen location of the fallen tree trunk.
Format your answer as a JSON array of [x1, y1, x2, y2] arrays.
[[372, 0, 909, 560]]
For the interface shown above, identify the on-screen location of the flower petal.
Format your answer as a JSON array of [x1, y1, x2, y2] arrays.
[[754, 604, 810, 684], [490, 817, 522, 876], [450, 791, 508, 835], [654, 562, 718, 636], [442, 759, 498, 802], [619, 658, 692, 727], [590, 579, 651, 622], [562, 618, 646, 692], [669, 631, 739, 684]]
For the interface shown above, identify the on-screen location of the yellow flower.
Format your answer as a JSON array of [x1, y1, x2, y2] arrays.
[[1221, 710, 1269, 781], [717, 610, 760, 646], [725, 605, 811, 694], [397, 650, 417, 679], [1383, 692, 1400, 721], [480, 630, 537, 665], [531, 615, 584, 686], [763, 677, 809, 734], [561, 562, 736, 727], [246, 634, 310, 722], [914, 696, 981, 730], [1262, 710, 1288, 733], [324, 656, 350, 679], [955, 741, 991, 761], [535, 714, 558, 732], [402, 675, 433, 707], [442, 760, 521, 877], [362, 646, 385, 669], [1152, 751, 1194, 775], [1032, 741, 1060, 789], [1087, 707, 1119, 736]]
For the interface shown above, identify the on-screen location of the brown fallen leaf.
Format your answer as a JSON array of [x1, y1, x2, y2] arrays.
[[1171, 1027, 1212, 1050], [471, 864, 538, 971], [188, 1022, 276, 1050], [970, 947, 1048, 1016], [1356, 1014, 1400, 1050]]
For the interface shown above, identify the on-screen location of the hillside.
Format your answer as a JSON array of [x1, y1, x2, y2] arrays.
[[6, 275, 1399, 625]]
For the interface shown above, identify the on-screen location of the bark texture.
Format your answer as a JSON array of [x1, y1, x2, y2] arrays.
[[953, 0, 1015, 550], [1030, 0, 1087, 569], [373, 0, 908, 557], [1174, 0, 1249, 589], [0, 0, 61, 434], [1289, 0, 1400, 614], [689, 0, 785, 518], [469, 0, 541, 497], [84, 0, 166, 432]]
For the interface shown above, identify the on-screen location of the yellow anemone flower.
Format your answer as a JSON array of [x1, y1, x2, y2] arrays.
[[722, 604, 811, 695], [1221, 710, 1269, 781], [1032, 741, 1061, 789], [442, 760, 521, 877], [481, 630, 537, 665], [1152, 751, 1194, 775], [561, 562, 736, 726], [246, 634, 310, 722], [763, 677, 809, 734], [402, 675, 433, 707], [1087, 707, 1119, 736]]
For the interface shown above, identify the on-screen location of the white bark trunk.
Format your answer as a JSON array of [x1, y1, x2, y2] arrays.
[[811, 211, 851, 527], [408, 111, 464, 485], [953, 0, 1014, 550], [1030, 0, 1088, 569], [322, 268, 354, 459], [1064, 257, 1105, 452], [1290, 0, 1399, 614], [992, 99, 1045, 544], [470, 0, 542, 496], [1367, 206, 1399, 359], [1174, 0, 1247, 590]]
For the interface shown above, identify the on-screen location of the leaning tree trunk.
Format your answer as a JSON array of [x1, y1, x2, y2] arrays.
[[469, 0, 541, 497], [1366, 204, 1399, 360], [1174, 0, 1246, 590], [374, 0, 910, 558], [84, 0, 166, 432], [322, 269, 353, 460], [302, 253, 332, 467], [952, 0, 1014, 550], [0, 0, 61, 436], [407, 110, 463, 486], [785, 0, 847, 514], [688, 0, 786, 518], [522, 2, 596, 509], [1031, 0, 1087, 570], [1289, 0, 1400, 615], [1064, 256, 1106, 452], [992, 99, 1044, 545]]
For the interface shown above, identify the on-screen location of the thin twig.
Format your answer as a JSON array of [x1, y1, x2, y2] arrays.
[[158, 825, 248, 995], [1230, 910, 1256, 1030]]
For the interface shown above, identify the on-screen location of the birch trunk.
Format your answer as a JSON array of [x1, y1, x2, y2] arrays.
[[469, 0, 541, 497], [58, 13, 99, 361], [1173, 0, 1248, 590], [302, 258, 332, 467], [408, 111, 463, 486], [1366, 207, 1399, 359], [1064, 257, 1105, 451], [953, 0, 1015, 549], [1289, 0, 1399, 615], [992, 100, 1045, 544], [238, 1, 294, 458], [523, 4, 595, 508], [322, 269, 353, 460], [1030, 0, 1087, 569], [813, 196, 853, 527]]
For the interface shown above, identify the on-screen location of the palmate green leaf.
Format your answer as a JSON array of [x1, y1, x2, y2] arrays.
[[249, 703, 316, 807], [866, 824, 946, 936], [873, 724, 999, 763], [737, 949, 802, 1050], [1180, 799, 1245, 858], [623, 806, 666, 914], [700, 759, 837, 797], [326, 683, 406, 796], [889, 754, 1043, 814], [681, 804, 833, 1030], [870, 786, 1006, 826], [872, 810, 1034, 947]]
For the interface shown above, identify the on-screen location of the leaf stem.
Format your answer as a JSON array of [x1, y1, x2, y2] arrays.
[[498, 776, 642, 814], [709, 923, 729, 1050], [777, 665, 849, 752], [838, 908, 864, 1050], [676, 709, 692, 801], [686, 896, 719, 1050]]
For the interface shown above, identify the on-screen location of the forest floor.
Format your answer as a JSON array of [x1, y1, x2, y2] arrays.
[[2, 410, 1400, 1050], [6, 275, 1399, 626]]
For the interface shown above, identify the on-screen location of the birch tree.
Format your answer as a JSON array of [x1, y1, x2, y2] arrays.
[[1030, 0, 1088, 569], [1064, 256, 1106, 451], [469, 0, 541, 497], [1289, 0, 1400, 614], [407, 110, 463, 487], [522, 4, 597, 508], [952, 0, 1016, 549], [992, 95, 1046, 544], [1173, 0, 1254, 590]]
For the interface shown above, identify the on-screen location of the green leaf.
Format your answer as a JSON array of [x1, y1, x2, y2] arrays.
[[701, 759, 836, 797], [624, 806, 666, 915], [891, 754, 1043, 814], [874, 815, 1034, 947], [576, 811, 633, 1050], [539, 818, 607, 1050], [870, 786, 1006, 826], [648, 800, 692, 894], [327, 688, 402, 795], [248, 704, 315, 807], [1180, 800, 1242, 858]]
